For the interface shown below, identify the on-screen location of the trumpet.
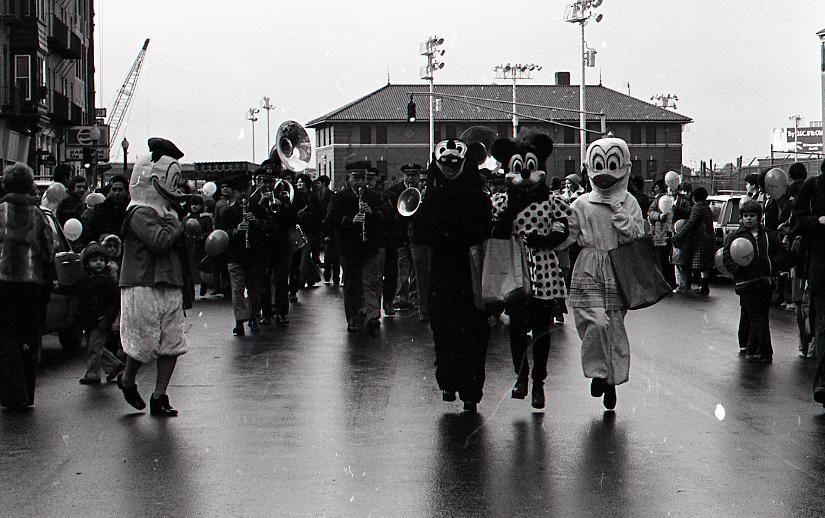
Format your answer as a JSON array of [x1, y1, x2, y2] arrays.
[[358, 187, 368, 242]]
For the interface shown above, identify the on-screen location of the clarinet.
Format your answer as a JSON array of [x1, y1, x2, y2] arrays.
[[243, 196, 251, 249], [358, 187, 367, 242]]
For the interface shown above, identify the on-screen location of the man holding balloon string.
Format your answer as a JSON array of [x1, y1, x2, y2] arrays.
[[721, 199, 791, 362]]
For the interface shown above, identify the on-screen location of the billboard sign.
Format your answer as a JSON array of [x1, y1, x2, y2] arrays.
[[65, 125, 111, 162], [786, 126, 823, 153]]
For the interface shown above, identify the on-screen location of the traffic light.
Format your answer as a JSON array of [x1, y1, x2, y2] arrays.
[[407, 95, 416, 123], [82, 147, 94, 170]]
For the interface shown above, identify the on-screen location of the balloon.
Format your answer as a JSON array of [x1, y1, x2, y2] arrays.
[[204, 229, 229, 257], [45, 183, 66, 204], [64, 218, 83, 241], [184, 218, 202, 236], [85, 192, 105, 208], [764, 167, 789, 198], [674, 219, 687, 233], [664, 171, 680, 191], [202, 182, 217, 197], [714, 248, 730, 276], [657, 195, 673, 214], [730, 237, 754, 266]]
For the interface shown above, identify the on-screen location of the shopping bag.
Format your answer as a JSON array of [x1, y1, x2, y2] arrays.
[[289, 225, 308, 253], [481, 237, 531, 308], [609, 236, 672, 310], [298, 247, 322, 286]]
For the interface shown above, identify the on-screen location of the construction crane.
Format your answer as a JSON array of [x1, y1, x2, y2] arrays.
[[106, 38, 149, 161]]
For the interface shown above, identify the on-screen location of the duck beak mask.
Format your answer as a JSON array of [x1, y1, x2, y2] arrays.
[[586, 136, 632, 198], [128, 155, 186, 216]]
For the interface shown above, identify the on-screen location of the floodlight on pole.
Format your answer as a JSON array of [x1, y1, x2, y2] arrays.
[[247, 107, 260, 163], [420, 35, 446, 159], [494, 62, 542, 137], [261, 96, 275, 154], [565, 0, 606, 173]]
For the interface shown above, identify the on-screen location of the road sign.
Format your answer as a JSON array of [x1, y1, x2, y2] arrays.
[[95, 108, 107, 118], [65, 147, 109, 161]]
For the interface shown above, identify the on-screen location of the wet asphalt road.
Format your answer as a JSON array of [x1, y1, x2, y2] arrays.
[[2, 282, 825, 517]]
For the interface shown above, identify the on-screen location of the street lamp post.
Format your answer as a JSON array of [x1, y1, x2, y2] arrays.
[[494, 63, 542, 137], [261, 96, 275, 154], [247, 107, 260, 162], [121, 137, 129, 176], [420, 35, 445, 159], [565, 0, 605, 170]]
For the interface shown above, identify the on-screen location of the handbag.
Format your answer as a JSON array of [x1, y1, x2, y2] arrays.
[[289, 224, 308, 252], [481, 237, 531, 308], [609, 236, 672, 310]]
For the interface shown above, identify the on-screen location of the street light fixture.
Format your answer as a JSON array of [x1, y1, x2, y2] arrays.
[[651, 94, 679, 110], [420, 35, 446, 159], [247, 107, 260, 162], [494, 62, 542, 137], [564, 0, 605, 171], [261, 96, 275, 154], [121, 137, 129, 176]]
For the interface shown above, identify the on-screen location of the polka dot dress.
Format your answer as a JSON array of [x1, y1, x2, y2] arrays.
[[509, 194, 573, 300]]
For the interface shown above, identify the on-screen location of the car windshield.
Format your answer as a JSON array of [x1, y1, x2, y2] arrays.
[[729, 198, 740, 223], [708, 200, 725, 223]]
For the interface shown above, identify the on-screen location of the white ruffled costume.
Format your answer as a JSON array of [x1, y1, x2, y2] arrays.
[[568, 137, 644, 386]]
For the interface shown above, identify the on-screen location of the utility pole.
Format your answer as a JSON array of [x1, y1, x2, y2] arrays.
[[261, 96, 275, 154], [494, 63, 542, 137], [420, 36, 445, 159], [247, 107, 260, 163]]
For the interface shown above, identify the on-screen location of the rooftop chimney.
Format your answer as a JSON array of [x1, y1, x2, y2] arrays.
[[555, 72, 571, 86]]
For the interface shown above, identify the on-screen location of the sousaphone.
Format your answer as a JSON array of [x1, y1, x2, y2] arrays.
[[273, 120, 312, 173]]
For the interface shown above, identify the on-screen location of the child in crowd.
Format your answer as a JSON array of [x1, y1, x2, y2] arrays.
[[78, 242, 124, 384], [722, 199, 788, 362], [101, 234, 122, 281]]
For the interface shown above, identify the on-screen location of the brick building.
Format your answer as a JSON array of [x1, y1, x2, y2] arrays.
[[307, 79, 692, 188], [0, 0, 95, 178]]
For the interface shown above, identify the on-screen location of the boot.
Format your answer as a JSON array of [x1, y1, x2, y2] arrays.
[[590, 377, 606, 398], [603, 384, 617, 410], [531, 382, 545, 409], [511, 377, 528, 399], [149, 394, 178, 417]]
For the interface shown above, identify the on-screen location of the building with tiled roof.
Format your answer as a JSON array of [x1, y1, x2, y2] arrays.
[[307, 79, 692, 187]]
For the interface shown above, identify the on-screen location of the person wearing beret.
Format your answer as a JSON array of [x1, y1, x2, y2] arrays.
[[212, 171, 273, 336], [387, 163, 423, 312], [324, 161, 389, 334]]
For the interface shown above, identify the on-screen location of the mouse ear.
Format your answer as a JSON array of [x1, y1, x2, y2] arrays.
[[524, 133, 554, 163], [491, 138, 516, 169]]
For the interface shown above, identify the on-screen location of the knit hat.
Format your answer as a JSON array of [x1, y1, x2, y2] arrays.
[[100, 234, 122, 257], [565, 173, 582, 187], [81, 242, 107, 267]]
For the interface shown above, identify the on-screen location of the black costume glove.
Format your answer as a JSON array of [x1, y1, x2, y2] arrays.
[[523, 230, 567, 250]]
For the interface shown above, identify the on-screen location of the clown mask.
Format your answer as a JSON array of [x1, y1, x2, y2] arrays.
[[586, 136, 632, 198]]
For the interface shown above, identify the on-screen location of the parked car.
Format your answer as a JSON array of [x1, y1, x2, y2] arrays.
[[40, 207, 83, 351], [707, 194, 742, 250]]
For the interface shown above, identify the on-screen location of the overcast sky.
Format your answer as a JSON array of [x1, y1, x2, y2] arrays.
[[95, 1, 825, 168]]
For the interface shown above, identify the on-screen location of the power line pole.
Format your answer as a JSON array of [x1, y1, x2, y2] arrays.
[[494, 63, 542, 138], [261, 96, 275, 154], [247, 107, 260, 163], [420, 36, 445, 159]]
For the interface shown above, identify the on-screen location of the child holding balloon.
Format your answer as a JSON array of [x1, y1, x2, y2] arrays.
[[722, 199, 790, 361]]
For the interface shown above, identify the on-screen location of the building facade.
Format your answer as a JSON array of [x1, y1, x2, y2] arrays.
[[0, 0, 95, 179], [307, 80, 692, 188]]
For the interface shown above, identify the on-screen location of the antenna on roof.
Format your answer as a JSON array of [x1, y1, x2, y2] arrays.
[[387, 66, 391, 85], [599, 68, 602, 86], [626, 81, 630, 96]]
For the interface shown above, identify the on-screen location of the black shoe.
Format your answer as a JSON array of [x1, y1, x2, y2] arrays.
[[116, 373, 146, 411], [603, 384, 617, 410], [442, 390, 457, 402], [199, 284, 208, 297], [276, 314, 289, 327], [814, 388, 825, 406], [259, 317, 271, 326], [79, 377, 101, 385], [365, 319, 380, 335], [531, 383, 545, 409], [590, 378, 606, 398], [248, 319, 260, 333], [105, 363, 125, 383], [232, 320, 246, 336], [347, 322, 360, 333], [149, 394, 178, 417], [511, 378, 528, 399], [739, 347, 747, 356], [462, 401, 478, 413]]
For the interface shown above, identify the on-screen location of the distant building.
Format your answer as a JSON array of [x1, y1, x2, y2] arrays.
[[307, 77, 692, 188], [0, 1, 96, 179]]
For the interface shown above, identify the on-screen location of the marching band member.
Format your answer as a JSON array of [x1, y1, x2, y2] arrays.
[[368, 168, 398, 318], [325, 161, 388, 334], [387, 163, 423, 312]]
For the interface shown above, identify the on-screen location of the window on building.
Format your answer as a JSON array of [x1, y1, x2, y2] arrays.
[[445, 124, 456, 139], [329, 127, 334, 146], [497, 124, 509, 138], [564, 126, 575, 144], [630, 125, 641, 144], [586, 122, 601, 144], [15, 55, 31, 101], [564, 159, 576, 176], [376, 159, 388, 176], [646, 126, 657, 144], [434, 126, 442, 142], [632, 159, 642, 176], [376, 125, 387, 144], [646, 159, 658, 177], [360, 125, 371, 144]]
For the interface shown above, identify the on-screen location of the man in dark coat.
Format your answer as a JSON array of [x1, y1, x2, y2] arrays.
[[56, 175, 87, 225], [82, 174, 130, 242], [387, 163, 422, 311], [791, 161, 825, 407], [325, 161, 389, 333]]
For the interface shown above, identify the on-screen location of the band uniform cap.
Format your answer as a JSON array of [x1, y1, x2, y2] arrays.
[[260, 157, 284, 176], [366, 166, 380, 177], [401, 163, 423, 174], [147, 138, 184, 160], [254, 165, 276, 179], [346, 160, 372, 177]]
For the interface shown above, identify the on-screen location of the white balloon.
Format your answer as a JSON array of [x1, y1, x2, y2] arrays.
[[64, 218, 83, 241], [202, 181, 217, 197], [657, 195, 673, 214], [664, 170, 680, 190]]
